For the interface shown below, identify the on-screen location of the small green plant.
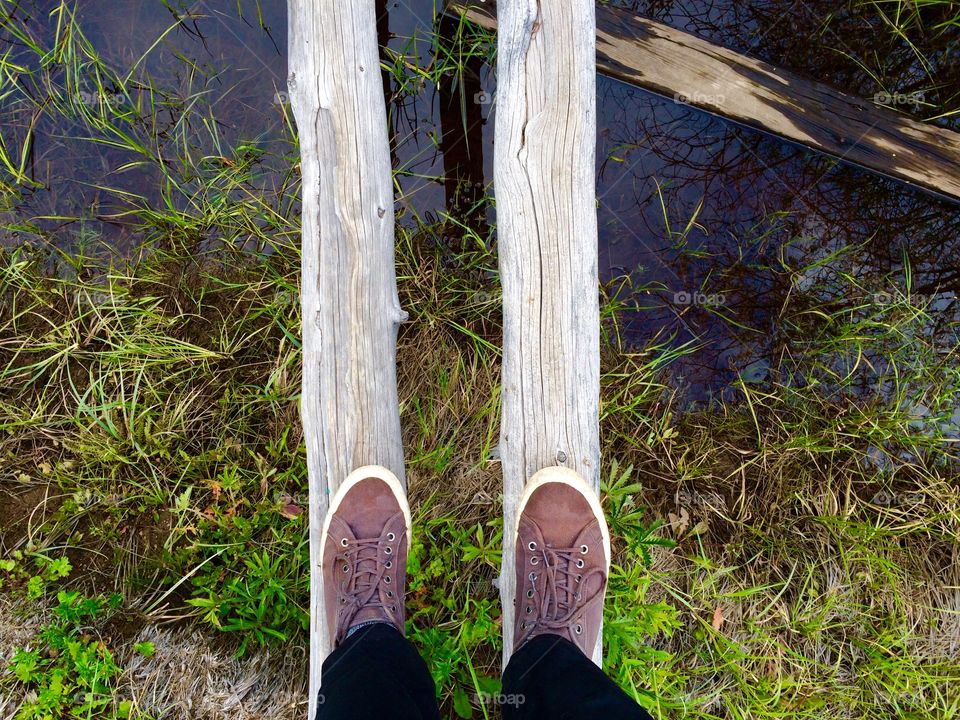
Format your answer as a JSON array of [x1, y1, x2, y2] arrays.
[[28, 556, 73, 601], [457, 520, 502, 569], [5, 591, 131, 719], [0, 552, 73, 599], [132, 641, 155, 658], [187, 546, 309, 657], [602, 460, 675, 565]]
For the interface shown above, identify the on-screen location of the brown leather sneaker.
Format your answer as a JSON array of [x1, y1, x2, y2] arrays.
[[321, 465, 411, 647], [512, 466, 611, 658]]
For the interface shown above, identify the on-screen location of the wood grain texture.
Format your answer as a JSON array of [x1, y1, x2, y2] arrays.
[[287, 2, 406, 717], [454, 0, 960, 202], [494, 0, 603, 665]]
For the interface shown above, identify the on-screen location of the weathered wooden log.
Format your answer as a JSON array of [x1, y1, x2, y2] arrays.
[[494, 0, 603, 665], [453, 0, 960, 203], [286, 1, 406, 716]]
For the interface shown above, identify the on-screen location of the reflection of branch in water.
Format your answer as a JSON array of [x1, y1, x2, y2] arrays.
[[594, 70, 959, 401]]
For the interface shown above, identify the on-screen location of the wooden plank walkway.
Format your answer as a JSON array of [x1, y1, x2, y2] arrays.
[[494, 0, 603, 665], [452, 0, 960, 202], [289, 0, 607, 703], [287, 2, 407, 718]]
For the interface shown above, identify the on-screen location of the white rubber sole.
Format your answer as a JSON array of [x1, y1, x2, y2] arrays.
[[320, 464, 412, 554], [514, 466, 611, 572]]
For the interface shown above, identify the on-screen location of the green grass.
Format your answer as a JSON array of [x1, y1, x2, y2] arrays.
[[2, 2, 959, 719], [829, 0, 960, 123]]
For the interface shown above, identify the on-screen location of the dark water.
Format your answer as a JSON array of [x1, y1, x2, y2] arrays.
[[1, 0, 958, 402]]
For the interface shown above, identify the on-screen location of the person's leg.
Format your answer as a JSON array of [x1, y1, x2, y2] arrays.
[[316, 466, 440, 720], [316, 623, 439, 720], [502, 634, 652, 719], [501, 467, 653, 720]]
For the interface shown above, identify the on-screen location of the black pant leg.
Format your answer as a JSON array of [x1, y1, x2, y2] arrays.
[[316, 623, 440, 720], [501, 634, 654, 720]]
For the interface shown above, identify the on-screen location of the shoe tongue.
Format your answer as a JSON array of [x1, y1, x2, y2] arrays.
[[343, 480, 400, 538], [524, 486, 595, 547], [350, 605, 387, 626]]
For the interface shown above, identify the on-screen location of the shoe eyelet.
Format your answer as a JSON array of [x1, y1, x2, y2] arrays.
[[386, 590, 393, 597], [525, 606, 532, 614], [342, 564, 349, 573], [576, 592, 582, 601], [576, 574, 582, 582], [580, 544, 589, 554], [385, 546, 392, 555], [391, 604, 397, 611], [530, 556, 539, 565], [384, 575, 391, 584], [385, 560, 392, 569], [340, 538, 349, 547], [526, 589, 534, 598], [529, 572, 537, 581], [520, 621, 526, 629], [575, 624, 582, 634], [528, 541, 537, 551], [387, 532, 396, 541], [576, 559, 584, 569]]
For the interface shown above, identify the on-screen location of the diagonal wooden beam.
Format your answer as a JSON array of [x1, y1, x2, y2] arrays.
[[495, 0, 603, 665], [453, 0, 960, 203], [287, 2, 407, 717]]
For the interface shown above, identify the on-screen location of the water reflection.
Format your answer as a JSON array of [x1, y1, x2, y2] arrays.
[[595, 73, 959, 400], [1, 0, 956, 402], [0, 0, 290, 256]]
